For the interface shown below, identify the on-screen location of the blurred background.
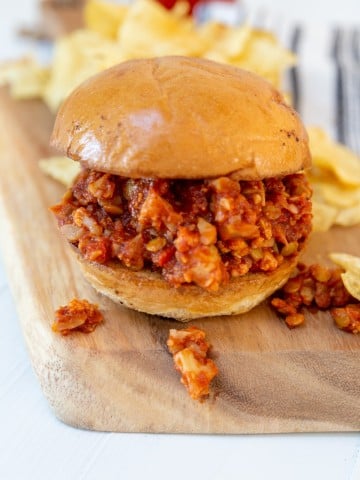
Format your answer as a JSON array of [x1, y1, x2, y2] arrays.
[[1, 0, 359, 59]]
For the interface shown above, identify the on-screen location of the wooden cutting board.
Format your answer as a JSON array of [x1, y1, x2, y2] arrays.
[[0, 87, 359, 433]]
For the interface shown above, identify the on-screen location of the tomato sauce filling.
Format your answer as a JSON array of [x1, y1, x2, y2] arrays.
[[51, 169, 312, 291], [52, 298, 104, 335], [167, 326, 218, 400]]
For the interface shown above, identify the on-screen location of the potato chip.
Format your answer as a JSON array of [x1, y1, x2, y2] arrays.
[[84, 0, 128, 40], [43, 30, 125, 111], [335, 205, 360, 227], [308, 127, 360, 187], [329, 253, 360, 273], [308, 175, 360, 208], [233, 29, 295, 87], [311, 200, 338, 232], [203, 25, 295, 86], [329, 253, 360, 301], [341, 271, 360, 301], [202, 23, 252, 60], [0, 57, 49, 99], [117, 0, 205, 58], [39, 156, 81, 187]]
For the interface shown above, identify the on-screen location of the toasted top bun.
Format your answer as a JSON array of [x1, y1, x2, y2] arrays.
[[51, 56, 311, 180]]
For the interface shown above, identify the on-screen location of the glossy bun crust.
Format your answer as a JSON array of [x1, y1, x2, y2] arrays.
[[77, 254, 298, 320], [51, 56, 311, 180]]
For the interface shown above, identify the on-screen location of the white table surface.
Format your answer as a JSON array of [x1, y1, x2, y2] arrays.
[[1, 1, 360, 479]]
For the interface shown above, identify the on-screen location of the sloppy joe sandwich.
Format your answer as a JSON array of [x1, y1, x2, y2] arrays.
[[50, 56, 312, 320]]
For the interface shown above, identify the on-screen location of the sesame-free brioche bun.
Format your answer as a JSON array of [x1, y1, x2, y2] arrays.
[[51, 56, 311, 180], [77, 253, 298, 321], [51, 57, 311, 320]]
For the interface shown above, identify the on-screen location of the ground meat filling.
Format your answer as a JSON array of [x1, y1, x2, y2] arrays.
[[51, 169, 312, 291]]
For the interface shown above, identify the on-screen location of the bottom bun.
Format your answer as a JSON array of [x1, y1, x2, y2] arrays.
[[76, 254, 298, 321]]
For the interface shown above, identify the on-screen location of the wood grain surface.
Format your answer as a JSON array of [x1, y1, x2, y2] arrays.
[[0, 87, 359, 433]]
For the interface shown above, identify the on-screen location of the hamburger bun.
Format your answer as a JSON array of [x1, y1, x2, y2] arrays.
[[51, 56, 311, 180], [51, 56, 311, 320]]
